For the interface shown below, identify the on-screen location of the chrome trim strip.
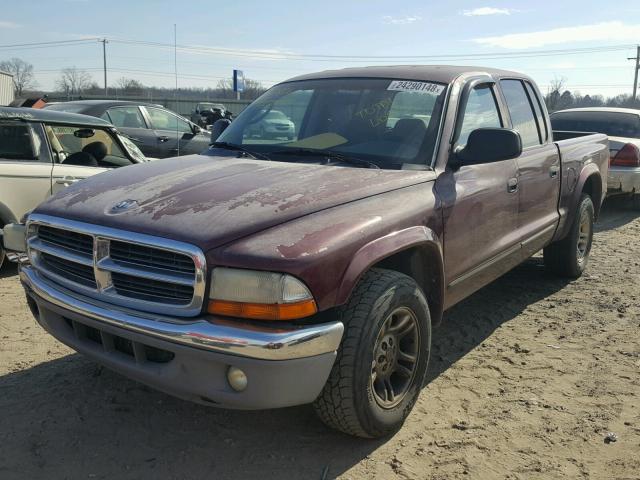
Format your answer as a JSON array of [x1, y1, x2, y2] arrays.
[[26, 213, 207, 317], [21, 266, 344, 361], [97, 258, 195, 286], [28, 238, 94, 266]]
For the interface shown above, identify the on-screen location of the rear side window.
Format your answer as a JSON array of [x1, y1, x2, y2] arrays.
[[500, 79, 541, 147], [457, 85, 502, 146], [107, 107, 147, 129], [0, 123, 37, 161], [524, 82, 548, 141], [550, 111, 640, 139]]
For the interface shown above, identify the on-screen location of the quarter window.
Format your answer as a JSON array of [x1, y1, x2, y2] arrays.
[[106, 107, 147, 129], [500, 79, 541, 147], [524, 81, 547, 142], [457, 85, 502, 146]]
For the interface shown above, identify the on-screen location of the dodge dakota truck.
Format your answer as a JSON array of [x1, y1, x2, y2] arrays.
[[7, 66, 608, 438]]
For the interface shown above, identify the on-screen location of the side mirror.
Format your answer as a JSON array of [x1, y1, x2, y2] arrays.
[[452, 128, 522, 169], [210, 119, 231, 142]]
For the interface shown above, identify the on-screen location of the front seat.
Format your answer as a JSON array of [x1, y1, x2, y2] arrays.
[[82, 141, 108, 162], [390, 118, 427, 142]]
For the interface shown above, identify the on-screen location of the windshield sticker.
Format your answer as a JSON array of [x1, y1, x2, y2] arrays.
[[387, 80, 444, 95]]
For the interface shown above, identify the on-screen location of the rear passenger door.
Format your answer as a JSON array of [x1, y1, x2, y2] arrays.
[[0, 122, 53, 223], [499, 79, 560, 255], [103, 106, 158, 157]]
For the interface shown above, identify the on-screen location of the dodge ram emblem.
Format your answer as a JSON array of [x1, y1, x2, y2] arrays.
[[110, 199, 138, 213]]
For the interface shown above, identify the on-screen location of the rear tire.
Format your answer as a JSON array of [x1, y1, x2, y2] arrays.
[[544, 194, 594, 278], [313, 268, 431, 438]]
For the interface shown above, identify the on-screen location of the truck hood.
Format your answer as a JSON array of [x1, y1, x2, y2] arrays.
[[35, 154, 435, 252]]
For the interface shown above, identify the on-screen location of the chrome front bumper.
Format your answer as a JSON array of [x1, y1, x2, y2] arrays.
[[608, 166, 640, 194], [20, 265, 344, 409], [20, 266, 343, 361]]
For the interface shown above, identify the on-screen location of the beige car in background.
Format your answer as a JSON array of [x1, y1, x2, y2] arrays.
[[550, 107, 640, 209], [0, 107, 147, 268]]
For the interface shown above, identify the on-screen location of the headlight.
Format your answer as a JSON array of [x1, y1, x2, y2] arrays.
[[207, 267, 317, 320]]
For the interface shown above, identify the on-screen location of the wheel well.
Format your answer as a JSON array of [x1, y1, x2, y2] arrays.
[[582, 174, 602, 219], [371, 245, 444, 326]]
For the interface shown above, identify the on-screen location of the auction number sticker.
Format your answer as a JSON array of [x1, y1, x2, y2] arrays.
[[387, 80, 444, 95]]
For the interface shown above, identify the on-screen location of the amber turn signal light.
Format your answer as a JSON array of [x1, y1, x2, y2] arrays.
[[207, 299, 318, 321]]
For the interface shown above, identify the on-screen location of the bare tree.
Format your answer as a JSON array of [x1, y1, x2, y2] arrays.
[[113, 77, 145, 95], [215, 77, 266, 99], [544, 76, 567, 112], [56, 67, 93, 97], [0, 57, 35, 96]]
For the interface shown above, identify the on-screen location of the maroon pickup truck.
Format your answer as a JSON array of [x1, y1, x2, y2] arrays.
[[8, 66, 608, 438]]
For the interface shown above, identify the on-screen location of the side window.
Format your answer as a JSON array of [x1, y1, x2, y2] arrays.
[[107, 107, 147, 129], [500, 80, 541, 147], [147, 108, 192, 133], [0, 123, 38, 162], [457, 85, 502, 146], [524, 81, 548, 142]]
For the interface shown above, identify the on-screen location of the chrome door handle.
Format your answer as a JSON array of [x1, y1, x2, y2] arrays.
[[54, 176, 79, 185], [158, 136, 170, 143], [550, 165, 559, 178], [507, 177, 518, 193]]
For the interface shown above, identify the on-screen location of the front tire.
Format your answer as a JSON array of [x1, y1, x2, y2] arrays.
[[313, 269, 431, 438], [544, 194, 594, 278]]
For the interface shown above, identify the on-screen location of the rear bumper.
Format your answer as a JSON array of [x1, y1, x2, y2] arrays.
[[607, 166, 640, 194], [20, 266, 343, 409]]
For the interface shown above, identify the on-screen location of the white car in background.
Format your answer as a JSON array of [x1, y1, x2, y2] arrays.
[[246, 109, 295, 140], [550, 107, 640, 209], [0, 107, 148, 268]]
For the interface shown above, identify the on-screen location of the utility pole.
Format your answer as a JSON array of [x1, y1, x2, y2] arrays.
[[629, 45, 640, 103], [102, 38, 108, 96]]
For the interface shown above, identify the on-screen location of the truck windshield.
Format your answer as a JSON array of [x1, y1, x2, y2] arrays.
[[215, 78, 447, 169], [551, 111, 640, 139]]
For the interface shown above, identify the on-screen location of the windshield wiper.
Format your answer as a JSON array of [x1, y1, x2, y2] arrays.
[[269, 148, 380, 169], [211, 142, 270, 160]]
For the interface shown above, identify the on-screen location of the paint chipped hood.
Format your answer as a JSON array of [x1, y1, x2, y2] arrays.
[[33, 154, 436, 252]]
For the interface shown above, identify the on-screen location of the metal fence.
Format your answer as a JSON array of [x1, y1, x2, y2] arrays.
[[45, 94, 253, 117]]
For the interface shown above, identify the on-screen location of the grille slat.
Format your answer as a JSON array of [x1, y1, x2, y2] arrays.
[[111, 272, 194, 304], [110, 241, 195, 275], [41, 252, 97, 288], [38, 226, 93, 256]]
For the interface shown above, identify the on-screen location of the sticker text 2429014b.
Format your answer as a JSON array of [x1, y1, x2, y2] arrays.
[[387, 80, 445, 95]]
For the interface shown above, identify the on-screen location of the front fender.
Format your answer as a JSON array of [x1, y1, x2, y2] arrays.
[[335, 226, 445, 325]]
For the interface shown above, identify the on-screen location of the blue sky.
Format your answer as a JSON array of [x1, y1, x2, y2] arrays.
[[1, 0, 639, 96]]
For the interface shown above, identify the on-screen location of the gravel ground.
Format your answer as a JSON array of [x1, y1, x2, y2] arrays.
[[0, 199, 638, 480]]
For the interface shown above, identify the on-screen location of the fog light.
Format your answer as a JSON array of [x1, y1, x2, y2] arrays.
[[227, 366, 248, 392]]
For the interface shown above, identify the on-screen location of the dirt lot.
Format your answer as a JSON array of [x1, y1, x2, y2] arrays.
[[0, 200, 639, 480]]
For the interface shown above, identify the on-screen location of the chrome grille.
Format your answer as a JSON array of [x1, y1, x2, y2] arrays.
[[26, 214, 207, 317]]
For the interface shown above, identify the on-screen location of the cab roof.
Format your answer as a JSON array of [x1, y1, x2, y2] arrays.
[[284, 65, 532, 84], [0, 106, 112, 127]]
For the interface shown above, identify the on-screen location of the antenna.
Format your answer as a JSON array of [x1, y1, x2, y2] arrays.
[[174, 23, 180, 156]]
